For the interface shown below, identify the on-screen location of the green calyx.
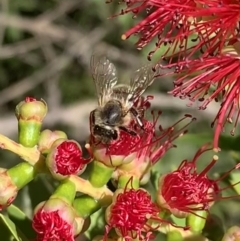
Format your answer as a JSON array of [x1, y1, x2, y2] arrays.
[[118, 175, 140, 189], [73, 195, 100, 218], [89, 160, 114, 188], [186, 210, 207, 234]]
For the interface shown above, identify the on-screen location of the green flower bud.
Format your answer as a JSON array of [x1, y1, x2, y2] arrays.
[[15, 97, 48, 147], [38, 129, 68, 154]]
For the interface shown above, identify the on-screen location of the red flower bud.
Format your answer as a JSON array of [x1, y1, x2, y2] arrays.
[[32, 198, 81, 241], [46, 139, 90, 180]]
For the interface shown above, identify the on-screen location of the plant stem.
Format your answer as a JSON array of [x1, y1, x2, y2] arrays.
[[69, 175, 113, 206], [0, 133, 45, 166]]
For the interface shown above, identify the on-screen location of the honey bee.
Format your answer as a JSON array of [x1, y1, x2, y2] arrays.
[[90, 54, 157, 144]]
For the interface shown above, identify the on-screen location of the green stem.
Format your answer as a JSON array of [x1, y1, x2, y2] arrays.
[[0, 133, 45, 166], [18, 120, 41, 147], [7, 162, 37, 189], [89, 160, 114, 188], [51, 179, 76, 204], [69, 175, 113, 206], [118, 175, 140, 189]]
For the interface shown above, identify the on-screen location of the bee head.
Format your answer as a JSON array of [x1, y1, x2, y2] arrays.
[[93, 125, 118, 141]]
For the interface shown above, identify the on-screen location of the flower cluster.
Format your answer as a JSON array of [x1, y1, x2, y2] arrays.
[[1, 5, 240, 237], [108, 0, 240, 150]]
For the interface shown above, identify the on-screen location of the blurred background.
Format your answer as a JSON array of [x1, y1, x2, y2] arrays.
[[0, 0, 239, 240]]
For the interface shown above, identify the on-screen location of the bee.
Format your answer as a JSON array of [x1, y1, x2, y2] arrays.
[[90, 54, 157, 144]]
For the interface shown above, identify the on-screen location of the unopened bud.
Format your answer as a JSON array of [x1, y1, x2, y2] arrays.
[[0, 168, 17, 210], [15, 97, 48, 147]]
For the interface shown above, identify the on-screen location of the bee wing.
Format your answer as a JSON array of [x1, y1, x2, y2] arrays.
[[90, 54, 118, 106], [127, 64, 158, 103]]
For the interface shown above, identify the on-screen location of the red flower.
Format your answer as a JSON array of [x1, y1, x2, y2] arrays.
[[108, 0, 197, 62], [184, 0, 240, 58], [160, 46, 240, 150], [46, 139, 90, 180], [32, 199, 78, 241], [112, 113, 195, 183], [105, 187, 160, 241], [157, 144, 240, 218]]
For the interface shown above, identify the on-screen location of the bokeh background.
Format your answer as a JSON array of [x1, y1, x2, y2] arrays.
[[0, 0, 240, 240]]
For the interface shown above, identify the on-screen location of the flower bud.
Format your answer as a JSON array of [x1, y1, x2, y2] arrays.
[[46, 139, 90, 180], [0, 162, 36, 210], [38, 129, 68, 154], [15, 97, 48, 147], [73, 195, 101, 218], [0, 168, 17, 210], [32, 198, 80, 241]]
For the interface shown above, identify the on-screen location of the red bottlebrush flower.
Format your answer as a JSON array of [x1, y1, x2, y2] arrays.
[[105, 187, 160, 241], [157, 143, 240, 218], [184, 0, 240, 57], [32, 199, 78, 241], [161, 45, 240, 150], [108, 0, 198, 61], [46, 139, 91, 180], [90, 95, 194, 172], [112, 113, 195, 184]]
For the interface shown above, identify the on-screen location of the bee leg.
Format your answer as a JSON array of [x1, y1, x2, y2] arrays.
[[129, 107, 144, 129], [119, 126, 137, 136], [106, 144, 114, 167]]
